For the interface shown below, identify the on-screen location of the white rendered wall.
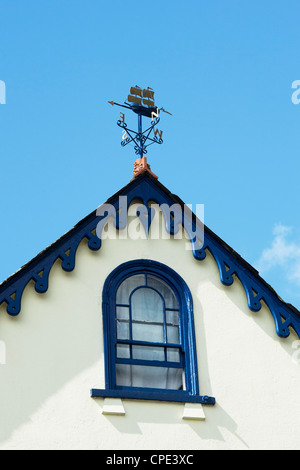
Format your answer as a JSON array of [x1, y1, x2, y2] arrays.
[[0, 207, 300, 450]]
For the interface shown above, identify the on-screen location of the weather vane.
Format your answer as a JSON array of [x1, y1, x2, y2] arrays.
[[108, 86, 172, 159]]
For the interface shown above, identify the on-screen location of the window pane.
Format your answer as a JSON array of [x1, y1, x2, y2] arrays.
[[167, 348, 181, 363], [166, 310, 179, 326], [116, 364, 132, 387], [132, 345, 165, 361], [116, 344, 130, 359], [116, 364, 184, 390], [131, 288, 164, 324], [116, 274, 145, 304], [132, 322, 164, 342], [147, 275, 179, 309], [167, 325, 180, 344], [117, 320, 129, 340], [116, 306, 129, 321]]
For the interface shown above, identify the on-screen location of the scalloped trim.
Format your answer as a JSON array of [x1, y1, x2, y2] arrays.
[[0, 173, 299, 339]]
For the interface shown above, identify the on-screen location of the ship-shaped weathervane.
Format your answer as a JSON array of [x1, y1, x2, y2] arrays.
[[108, 86, 172, 163]]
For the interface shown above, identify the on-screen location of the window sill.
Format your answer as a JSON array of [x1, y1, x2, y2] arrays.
[[90, 388, 215, 405]]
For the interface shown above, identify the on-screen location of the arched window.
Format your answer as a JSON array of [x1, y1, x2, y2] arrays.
[[91, 260, 215, 405], [115, 273, 184, 391]]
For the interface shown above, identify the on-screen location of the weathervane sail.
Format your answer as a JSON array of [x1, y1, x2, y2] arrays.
[[108, 86, 172, 161]]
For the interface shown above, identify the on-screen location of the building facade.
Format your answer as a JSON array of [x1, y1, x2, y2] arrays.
[[0, 170, 300, 450]]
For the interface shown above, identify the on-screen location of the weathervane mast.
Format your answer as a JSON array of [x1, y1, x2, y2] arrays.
[[108, 86, 172, 177]]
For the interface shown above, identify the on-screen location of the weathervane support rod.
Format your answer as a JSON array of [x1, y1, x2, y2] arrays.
[[138, 113, 143, 158]]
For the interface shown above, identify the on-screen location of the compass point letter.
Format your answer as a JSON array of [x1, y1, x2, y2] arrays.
[[153, 128, 163, 140]]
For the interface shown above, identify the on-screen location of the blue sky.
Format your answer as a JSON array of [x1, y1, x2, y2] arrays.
[[0, 0, 300, 309]]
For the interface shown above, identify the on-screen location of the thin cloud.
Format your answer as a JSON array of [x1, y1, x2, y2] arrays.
[[256, 224, 300, 287]]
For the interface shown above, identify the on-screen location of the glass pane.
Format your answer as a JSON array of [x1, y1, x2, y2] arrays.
[[167, 325, 180, 344], [116, 344, 130, 359], [131, 287, 164, 324], [116, 364, 184, 390], [132, 345, 165, 361], [116, 364, 132, 387], [166, 310, 179, 326], [147, 275, 179, 309], [132, 322, 164, 343], [117, 320, 129, 340], [167, 348, 181, 363], [116, 274, 145, 304], [116, 306, 129, 321]]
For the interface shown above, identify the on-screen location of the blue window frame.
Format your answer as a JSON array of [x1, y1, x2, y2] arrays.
[[91, 260, 215, 405]]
